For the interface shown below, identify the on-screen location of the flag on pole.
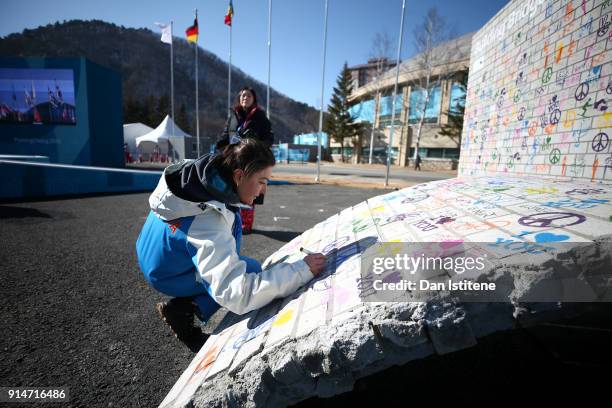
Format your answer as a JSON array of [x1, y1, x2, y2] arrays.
[[155, 22, 172, 44], [185, 17, 198, 42], [55, 80, 63, 102], [24, 88, 31, 107], [224, 0, 234, 26]]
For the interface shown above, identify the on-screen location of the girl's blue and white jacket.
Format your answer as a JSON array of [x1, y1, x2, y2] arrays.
[[136, 155, 313, 315]]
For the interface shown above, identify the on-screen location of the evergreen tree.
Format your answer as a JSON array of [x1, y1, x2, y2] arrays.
[[175, 103, 191, 134], [123, 95, 139, 124], [123, 94, 153, 126], [154, 93, 170, 125], [324, 63, 363, 162], [143, 94, 157, 127], [438, 70, 468, 146]]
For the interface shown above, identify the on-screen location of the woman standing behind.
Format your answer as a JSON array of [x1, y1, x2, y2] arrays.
[[216, 86, 273, 149], [216, 87, 273, 234]]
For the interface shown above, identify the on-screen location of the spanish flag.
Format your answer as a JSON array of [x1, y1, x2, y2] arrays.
[[185, 17, 198, 43], [224, 0, 234, 26]]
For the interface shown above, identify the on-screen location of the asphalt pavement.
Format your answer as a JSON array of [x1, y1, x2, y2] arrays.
[[128, 161, 457, 189], [273, 162, 456, 183]]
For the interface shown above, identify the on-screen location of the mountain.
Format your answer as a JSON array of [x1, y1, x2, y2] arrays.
[[0, 20, 322, 143]]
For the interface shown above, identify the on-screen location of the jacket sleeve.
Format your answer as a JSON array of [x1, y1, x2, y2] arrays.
[[216, 113, 232, 150], [259, 111, 274, 147], [247, 109, 273, 147], [186, 210, 313, 315]]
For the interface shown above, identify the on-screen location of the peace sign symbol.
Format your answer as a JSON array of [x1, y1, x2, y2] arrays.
[[575, 82, 589, 101], [518, 106, 526, 120], [592, 132, 609, 152], [549, 148, 561, 164], [549, 109, 561, 125], [518, 212, 586, 228], [542, 67, 553, 84], [513, 89, 522, 103]]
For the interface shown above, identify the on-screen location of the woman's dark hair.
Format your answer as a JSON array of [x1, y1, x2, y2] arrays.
[[213, 138, 275, 188], [234, 86, 258, 110]]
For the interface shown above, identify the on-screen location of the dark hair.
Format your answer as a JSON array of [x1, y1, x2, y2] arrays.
[[234, 86, 258, 110], [213, 138, 275, 187]]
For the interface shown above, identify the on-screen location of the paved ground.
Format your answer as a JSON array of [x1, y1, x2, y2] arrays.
[[0, 184, 386, 407], [273, 162, 456, 184], [128, 161, 456, 189]]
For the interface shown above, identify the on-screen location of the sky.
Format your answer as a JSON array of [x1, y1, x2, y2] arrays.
[[0, 0, 510, 109]]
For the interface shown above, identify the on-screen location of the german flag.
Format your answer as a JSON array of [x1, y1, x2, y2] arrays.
[[224, 0, 234, 26], [185, 17, 198, 43]]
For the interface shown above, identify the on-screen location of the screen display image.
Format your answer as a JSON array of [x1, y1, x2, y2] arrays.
[[0, 68, 76, 125]]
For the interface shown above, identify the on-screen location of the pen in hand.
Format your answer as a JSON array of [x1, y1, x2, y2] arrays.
[[299, 247, 315, 255], [300, 247, 326, 277]]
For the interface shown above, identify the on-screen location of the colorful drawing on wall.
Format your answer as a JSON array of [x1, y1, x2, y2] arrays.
[[459, 0, 611, 181]]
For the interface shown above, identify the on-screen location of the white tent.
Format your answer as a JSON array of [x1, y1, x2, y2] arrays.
[[135, 115, 192, 162], [136, 132, 169, 157], [123, 122, 154, 157]]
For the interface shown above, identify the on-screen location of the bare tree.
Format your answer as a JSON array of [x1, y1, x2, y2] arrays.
[[366, 32, 394, 164], [402, 7, 464, 166]]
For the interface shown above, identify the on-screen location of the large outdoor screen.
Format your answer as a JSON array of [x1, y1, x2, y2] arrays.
[[0, 68, 76, 125]]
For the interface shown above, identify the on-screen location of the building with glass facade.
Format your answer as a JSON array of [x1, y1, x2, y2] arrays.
[[335, 32, 473, 169]]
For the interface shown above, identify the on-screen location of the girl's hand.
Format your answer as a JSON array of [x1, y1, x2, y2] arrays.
[[304, 253, 327, 277]]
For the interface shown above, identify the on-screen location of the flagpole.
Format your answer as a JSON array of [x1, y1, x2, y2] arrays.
[[170, 21, 175, 138], [195, 9, 200, 157], [384, 0, 406, 187], [228, 24, 232, 116], [266, 0, 272, 119], [316, 0, 329, 183]]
